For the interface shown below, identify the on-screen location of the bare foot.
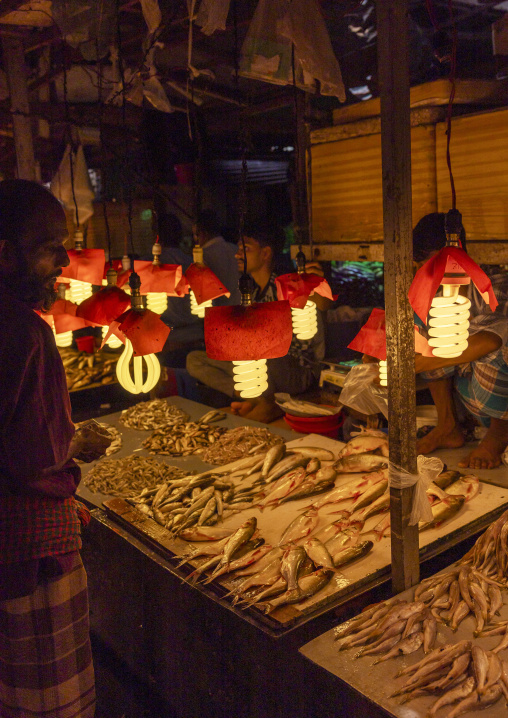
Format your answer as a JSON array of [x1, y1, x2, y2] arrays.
[[230, 401, 255, 417], [242, 398, 283, 424], [458, 420, 508, 469], [416, 425, 465, 455]]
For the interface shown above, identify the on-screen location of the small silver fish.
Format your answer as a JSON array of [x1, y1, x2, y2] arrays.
[[286, 446, 335, 461], [336, 435, 388, 459], [261, 568, 332, 613], [280, 545, 307, 591], [419, 495, 465, 531]]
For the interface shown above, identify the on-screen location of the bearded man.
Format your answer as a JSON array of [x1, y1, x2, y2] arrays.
[[0, 180, 111, 718]]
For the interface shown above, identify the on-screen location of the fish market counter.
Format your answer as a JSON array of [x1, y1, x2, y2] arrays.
[[77, 397, 508, 717]]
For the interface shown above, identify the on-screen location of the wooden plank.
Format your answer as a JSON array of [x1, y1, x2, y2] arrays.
[[377, 0, 418, 594], [311, 107, 446, 145], [0, 1, 52, 26], [332, 78, 508, 125], [290, 241, 508, 264], [1, 35, 35, 180]]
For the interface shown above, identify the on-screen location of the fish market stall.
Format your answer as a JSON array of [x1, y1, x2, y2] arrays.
[[300, 509, 508, 718], [79, 396, 508, 628]]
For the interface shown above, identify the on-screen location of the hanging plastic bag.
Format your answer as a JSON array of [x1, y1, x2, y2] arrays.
[[141, 0, 162, 34], [339, 363, 388, 418], [389, 456, 444, 525], [51, 0, 116, 60], [240, 0, 345, 101], [196, 0, 232, 35], [50, 145, 95, 225]]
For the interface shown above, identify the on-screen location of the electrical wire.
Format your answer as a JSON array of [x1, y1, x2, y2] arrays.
[[62, 44, 80, 230], [425, 0, 458, 210]]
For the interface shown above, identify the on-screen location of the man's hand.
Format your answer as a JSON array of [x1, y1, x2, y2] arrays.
[[71, 420, 112, 463]]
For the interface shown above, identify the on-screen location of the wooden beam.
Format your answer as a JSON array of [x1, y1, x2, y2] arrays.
[[2, 35, 36, 180], [377, 0, 419, 594]]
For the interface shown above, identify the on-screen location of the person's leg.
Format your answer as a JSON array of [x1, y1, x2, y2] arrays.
[[186, 351, 235, 398], [416, 377, 465, 455], [0, 555, 95, 718], [455, 364, 508, 469]]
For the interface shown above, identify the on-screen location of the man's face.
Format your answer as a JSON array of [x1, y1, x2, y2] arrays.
[[7, 203, 70, 310], [235, 236, 271, 275]]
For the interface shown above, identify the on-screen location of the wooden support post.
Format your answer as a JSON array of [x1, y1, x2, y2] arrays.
[[2, 36, 36, 181], [377, 0, 419, 593]]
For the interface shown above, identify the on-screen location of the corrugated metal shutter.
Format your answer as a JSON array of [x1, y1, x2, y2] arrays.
[[436, 107, 508, 240], [311, 125, 437, 243]]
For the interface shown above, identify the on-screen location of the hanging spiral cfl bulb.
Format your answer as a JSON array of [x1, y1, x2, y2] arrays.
[[116, 338, 161, 394], [428, 288, 471, 358], [52, 283, 73, 347], [115, 272, 161, 395], [232, 359, 269, 398], [68, 279, 93, 304], [291, 300, 318, 340], [190, 290, 212, 318], [102, 325, 123, 349], [379, 360, 388, 386], [290, 250, 318, 340]]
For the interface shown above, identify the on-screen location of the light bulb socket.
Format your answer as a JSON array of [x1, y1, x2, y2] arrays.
[[57, 282, 67, 299], [296, 250, 306, 275], [129, 271, 145, 311], [445, 208, 463, 247], [106, 267, 118, 286], [239, 273, 255, 306], [193, 245, 204, 264], [152, 242, 162, 265], [121, 255, 131, 272], [74, 230, 84, 252]]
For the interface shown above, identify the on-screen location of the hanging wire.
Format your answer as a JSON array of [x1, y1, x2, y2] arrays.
[[96, 20, 113, 267], [62, 43, 80, 231], [425, 0, 457, 210], [233, 0, 248, 278], [291, 45, 303, 254]]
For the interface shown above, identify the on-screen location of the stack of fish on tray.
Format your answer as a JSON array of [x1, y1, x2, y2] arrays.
[[334, 508, 508, 717]]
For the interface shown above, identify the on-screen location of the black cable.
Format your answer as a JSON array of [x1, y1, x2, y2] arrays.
[[62, 43, 80, 230]]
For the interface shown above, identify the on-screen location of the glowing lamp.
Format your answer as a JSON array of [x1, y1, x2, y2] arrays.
[[275, 251, 335, 341], [134, 246, 185, 316], [379, 360, 388, 387], [77, 268, 130, 349], [186, 245, 230, 316], [409, 209, 498, 360], [105, 272, 170, 395], [205, 275, 292, 399], [60, 231, 105, 306]]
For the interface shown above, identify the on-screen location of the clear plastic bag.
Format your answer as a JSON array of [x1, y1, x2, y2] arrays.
[[196, 0, 231, 35], [339, 364, 388, 418], [389, 456, 444, 525], [50, 145, 95, 225], [140, 0, 162, 34]]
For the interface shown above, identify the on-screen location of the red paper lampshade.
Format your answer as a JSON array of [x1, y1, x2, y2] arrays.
[[185, 263, 230, 305], [46, 299, 91, 332], [204, 301, 293, 361], [104, 308, 170, 356], [275, 272, 336, 308], [348, 308, 433, 360], [409, 247, 498, 324], [133, 261, 186, 296], [76, 285, 131, 325], [60, 248, 106, 286]]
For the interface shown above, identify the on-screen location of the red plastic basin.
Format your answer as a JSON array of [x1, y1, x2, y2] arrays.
[[284, 409, 344, 438]]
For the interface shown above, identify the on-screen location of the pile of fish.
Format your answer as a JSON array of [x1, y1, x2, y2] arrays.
[[142, 410, 227, 457], [461, 508, 508, 580], [199, 426, 284, 465], [119, 398, 189, 431], [83, 455, 188, 498], [177, 516, 373, 614], [390, 641, 508, 716], [59, 347, 118, 391], [127, 447, 333, 533]]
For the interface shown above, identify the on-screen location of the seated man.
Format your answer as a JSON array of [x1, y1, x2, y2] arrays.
[[186, 222, 332, 423], [413, 213, 508, 470]]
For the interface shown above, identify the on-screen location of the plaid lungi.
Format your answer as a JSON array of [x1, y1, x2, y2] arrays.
[[0, 556, 95, 718]]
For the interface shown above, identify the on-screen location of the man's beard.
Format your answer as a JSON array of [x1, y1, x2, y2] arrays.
[[18, 275, 58, 310]]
